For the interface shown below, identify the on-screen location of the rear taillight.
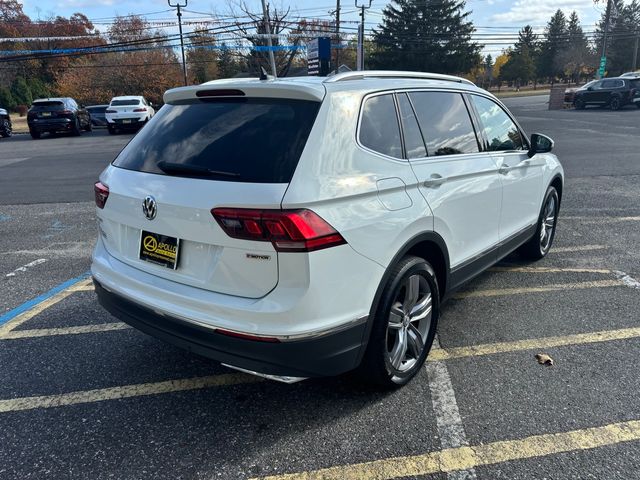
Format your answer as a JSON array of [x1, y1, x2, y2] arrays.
[[105, 109, 117, 113], [60, 109, 73, 115], [133, 108, 146, 112], [94, 182, 109, 209], [211, 208, 346, 252]]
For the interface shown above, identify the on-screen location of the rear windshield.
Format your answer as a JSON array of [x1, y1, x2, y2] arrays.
[[87, 106, 107, 113], [31, 101, 64, 110], [111, 99, 141, 106], [113, 98, 321, 183]]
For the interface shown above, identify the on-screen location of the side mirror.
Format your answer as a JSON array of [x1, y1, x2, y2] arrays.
[[528, 133, 554, 158]]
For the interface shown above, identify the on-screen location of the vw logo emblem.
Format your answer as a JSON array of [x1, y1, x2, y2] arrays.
[[142, 195, 157, 220]]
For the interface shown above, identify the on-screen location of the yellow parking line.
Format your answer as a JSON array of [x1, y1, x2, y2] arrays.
[[489, 266, 611, 274], [255, 419, 640, 480], [429, 326, 640, 362], [550, 245, 608, 253], [0, 374, 262, 413], [0, 278, 93, 338], [453, 279, 624, 299], [563, 216, 640, 223], [67, 283, 95, 292], [2, 322, 130, 340]]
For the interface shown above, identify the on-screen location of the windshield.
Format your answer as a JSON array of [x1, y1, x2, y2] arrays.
[[112, 98, 321, 183], [111, 99, 141, 106]]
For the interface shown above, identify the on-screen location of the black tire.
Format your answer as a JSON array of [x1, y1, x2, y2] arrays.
[[0, 118, 11, 137], [518, 186, 560, 260], [72, 118, 82, 136], [610, 96, 621, 111], [85, 120, 92, 132], [636, 103, 640, 109], [30, 130, 41, 139], [574, 98, 585, 110], [359, 255, 440, 388], [107, 125, 116, 135]]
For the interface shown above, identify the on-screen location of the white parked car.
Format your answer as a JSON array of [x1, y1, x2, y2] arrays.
[[92, 71, 564, 388], [105, 95, 155, 134]]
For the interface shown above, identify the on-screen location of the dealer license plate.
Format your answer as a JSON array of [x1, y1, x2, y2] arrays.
[[139, 230, 180, 269]]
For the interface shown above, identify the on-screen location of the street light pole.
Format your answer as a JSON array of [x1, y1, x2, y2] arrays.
[[355, 0, 372, 71], [260, 0, 278, 77], [168, 0, 188, 86]]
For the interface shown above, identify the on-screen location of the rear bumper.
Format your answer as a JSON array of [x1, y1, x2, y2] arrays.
[[28, 119, 72, 131], [94, 279, 367, 377]]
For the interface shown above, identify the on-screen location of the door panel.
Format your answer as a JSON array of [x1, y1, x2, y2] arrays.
[[469, 94, 544, 242], [407, 91, 501, 269]]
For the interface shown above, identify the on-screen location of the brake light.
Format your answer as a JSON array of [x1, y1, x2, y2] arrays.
[[60, 109, 73, 115], [94, 182, 109, 209], [211, 208, 346, 252], [105, 109, 117, 113], [133, 108, 146, 112]]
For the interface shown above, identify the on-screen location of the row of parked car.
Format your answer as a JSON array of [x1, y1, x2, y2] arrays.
[[0, 95, 155, 140], [565, 72, 640, 111]]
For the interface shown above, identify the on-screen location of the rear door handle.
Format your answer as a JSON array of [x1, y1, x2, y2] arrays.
[[423, 174, 446, 188]]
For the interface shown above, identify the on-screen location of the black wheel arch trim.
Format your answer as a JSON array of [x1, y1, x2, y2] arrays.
[[356, 231, 450, 366]]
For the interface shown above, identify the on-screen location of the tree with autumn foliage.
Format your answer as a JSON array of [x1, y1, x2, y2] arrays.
[[56, 16, 182, 105]]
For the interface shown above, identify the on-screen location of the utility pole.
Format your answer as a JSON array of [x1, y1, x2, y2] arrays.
[[260, 0, 278, 77], [598, 0, 613, 79], [168, 0, 188, 86], [334, 0, 341, 73], [633, 31, 639, 71], [355, 0, 372, 71]]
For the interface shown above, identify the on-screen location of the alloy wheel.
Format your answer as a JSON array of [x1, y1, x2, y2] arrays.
[[386, 274, 432, 373], [539, 195, 557, 252]]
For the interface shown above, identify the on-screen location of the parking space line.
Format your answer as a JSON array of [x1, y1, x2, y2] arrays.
[[453, 279, 624, 299], [429, 326, 640, 362], [0, 374, 262, 413], [68, 284, 95, 292], [426, 337, 477, 480], [563, 216, 640, 223], [550, 245, 608, 253], [255, 419, 640, 480], [2, 322, 130, 340], [489, 266, 611, 274], [0, 274, 91, 337]]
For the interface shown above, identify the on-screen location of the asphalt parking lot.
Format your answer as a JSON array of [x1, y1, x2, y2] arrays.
[[1, 98, 640, 479]]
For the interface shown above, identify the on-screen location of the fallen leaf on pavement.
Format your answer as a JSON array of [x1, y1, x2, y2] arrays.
[[535, 353, 554, 366]]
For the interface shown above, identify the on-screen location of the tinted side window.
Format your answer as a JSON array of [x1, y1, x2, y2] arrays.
[[630, 79, 640, 88], [409, 91, 479, 156], [359, 94, 402, 158], [471, 95, 524, 152], [601, 80, 615, 88], [397, 93, 426, 159]]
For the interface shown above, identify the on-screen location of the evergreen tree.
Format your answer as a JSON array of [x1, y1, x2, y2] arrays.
[[596, 0, 640, 75], [501, 26, 538, 85], [10, 77, 32, 106], [538, 10, 568, 81], [0, 86, 16, 110], [371, 0, 481, 74], [561, 11, 592, 82], [186, 29, 219, 84], [218, 43, 242, 79]]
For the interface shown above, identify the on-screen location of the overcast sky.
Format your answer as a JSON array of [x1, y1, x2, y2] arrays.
[[20, 0, 608, 55]]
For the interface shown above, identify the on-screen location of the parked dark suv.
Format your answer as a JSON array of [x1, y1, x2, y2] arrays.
[[573, 77, 640, 110], [27, 98, 92, 139], [0, 107, 11, 138]]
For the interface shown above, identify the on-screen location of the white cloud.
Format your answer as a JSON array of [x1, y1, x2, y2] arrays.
[[490, 0, 593, 24]]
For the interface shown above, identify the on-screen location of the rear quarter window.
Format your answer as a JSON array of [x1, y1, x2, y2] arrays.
[[359, 94, 403, 158], [113, 98, 321, 184]]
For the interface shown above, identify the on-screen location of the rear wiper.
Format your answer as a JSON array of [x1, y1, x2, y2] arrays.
[[156, 161, 240, 178]]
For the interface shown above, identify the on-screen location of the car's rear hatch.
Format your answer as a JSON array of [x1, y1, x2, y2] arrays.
[[29, 101, 68, 120], [98, 82, 324, 298]]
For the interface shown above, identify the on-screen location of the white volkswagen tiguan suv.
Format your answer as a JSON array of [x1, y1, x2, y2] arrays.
[[92, 71, 563, 387]]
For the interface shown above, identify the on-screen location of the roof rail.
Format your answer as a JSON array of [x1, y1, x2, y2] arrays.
[[324, 70, 475, 86]]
